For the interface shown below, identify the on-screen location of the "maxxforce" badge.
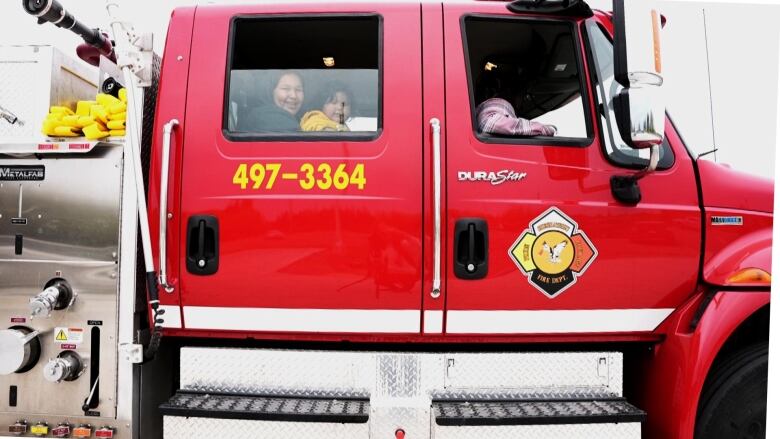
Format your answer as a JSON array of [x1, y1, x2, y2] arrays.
[[711, 216, 743, 226], [509, 207, 597, 298]]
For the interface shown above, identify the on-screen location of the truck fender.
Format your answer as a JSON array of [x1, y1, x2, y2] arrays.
[[703, 227, 772, 286], [640, 291, 769, 439]]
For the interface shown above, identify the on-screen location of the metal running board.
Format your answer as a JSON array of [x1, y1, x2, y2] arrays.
[[433, 398, 645, 426], [160, 391, 370, 423], [163, 348, 642, 439]]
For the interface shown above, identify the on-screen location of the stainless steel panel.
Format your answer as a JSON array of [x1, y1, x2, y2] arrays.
[[370, 407, 428, 439], [175, 348, 630, 438], [431, 423, 642, 438], [180, 348, 372, 398], [163, 417, 369, 439], [371, 355, 432, 439], [115, 129, 140, 431], [0, 145, 123, 421], [0, 46, 98, 142], [0, 261, 119, 419], [180, 349, 621, 399], [162, 415, 642, 439], [0, 146, 123, 262], [436, 352, 622, 399]]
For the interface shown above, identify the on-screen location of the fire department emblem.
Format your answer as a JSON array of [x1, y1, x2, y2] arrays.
[[508, 207, 597, 298]]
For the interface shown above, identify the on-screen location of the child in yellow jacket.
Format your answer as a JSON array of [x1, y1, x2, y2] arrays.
[[300, 82, 352, 132]]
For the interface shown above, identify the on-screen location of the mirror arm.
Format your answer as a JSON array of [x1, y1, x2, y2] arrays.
[[609, 144, 660, 206], [633, 144, 660, 181]]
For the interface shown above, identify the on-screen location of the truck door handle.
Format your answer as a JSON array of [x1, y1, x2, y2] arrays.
[[158, 119, 178, 292], [186, 215, 219, 275], [454, 218, 488, 279], [430, 118, 442, 299]]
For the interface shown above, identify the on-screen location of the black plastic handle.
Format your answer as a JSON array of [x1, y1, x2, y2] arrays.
[[186, 215, 219, 275], [454, 218, 488, 280]]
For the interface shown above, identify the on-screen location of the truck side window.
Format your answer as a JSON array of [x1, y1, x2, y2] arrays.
[[225, 15, 381, 139], [463, 16, 591, 143], [585, 21, 674, 169]]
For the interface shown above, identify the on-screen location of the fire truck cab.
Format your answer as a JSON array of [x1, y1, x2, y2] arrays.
[[143, 1, 772, 437]]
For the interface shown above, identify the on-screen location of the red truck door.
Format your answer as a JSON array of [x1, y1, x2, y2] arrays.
[[439, 3, 702, 335], [174, 4, 424, 334]]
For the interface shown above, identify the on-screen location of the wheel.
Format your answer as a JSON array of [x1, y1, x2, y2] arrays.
[[695, 342, 767, 439]]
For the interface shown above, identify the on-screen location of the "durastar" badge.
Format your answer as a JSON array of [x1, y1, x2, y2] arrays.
[[457, 170, 527, 185], [0, 165, 45, 181], [509, 207, 597, 298]]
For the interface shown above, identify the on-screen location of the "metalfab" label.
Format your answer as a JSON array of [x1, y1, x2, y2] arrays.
[[0, 165, 45, 181]]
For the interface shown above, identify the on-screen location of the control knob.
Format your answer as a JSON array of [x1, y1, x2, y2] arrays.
[[43, 351, 83, 383], [29, 279, 74, 318], [0, 327, 41, 375]]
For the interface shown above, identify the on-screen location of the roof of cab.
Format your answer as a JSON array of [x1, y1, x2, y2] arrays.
[[190, 0, 610, 15], [190, 0, 574, 8]]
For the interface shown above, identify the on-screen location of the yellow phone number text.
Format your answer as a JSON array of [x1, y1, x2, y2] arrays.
[[232, 163, 366, 191]]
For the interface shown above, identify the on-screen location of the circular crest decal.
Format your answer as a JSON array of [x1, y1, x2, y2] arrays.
[[508, 207, 597, 298]]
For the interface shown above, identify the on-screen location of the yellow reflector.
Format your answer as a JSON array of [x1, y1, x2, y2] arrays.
[[651, 9, 662, 74], [727, 268, 771, 284]]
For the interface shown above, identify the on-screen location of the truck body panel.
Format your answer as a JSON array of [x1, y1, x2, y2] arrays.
[[172, 3, 425, 332], [441, 4, 701, 332], [148, 2, 711, 340], [697, 159, 774, 214], [702, 209, 772, 286], [148, 6, 198, 329]]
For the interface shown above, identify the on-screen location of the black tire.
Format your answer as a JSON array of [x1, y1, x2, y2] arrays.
[[695, 342, 768, 439]]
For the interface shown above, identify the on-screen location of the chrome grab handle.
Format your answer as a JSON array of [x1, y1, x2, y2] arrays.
[[158, 119, 179, 293], [430, 118, 442, 299]]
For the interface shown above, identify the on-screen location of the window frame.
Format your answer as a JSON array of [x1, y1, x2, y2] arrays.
[[581, 19, 675, 170], [461, 14, 596, 148], [222, 13, 385, 143]]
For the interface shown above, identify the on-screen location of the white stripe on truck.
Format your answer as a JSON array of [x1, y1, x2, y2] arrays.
[[446, 309, 675, 334], [184, 307, 421, 333], [181, 307, 674, 334]]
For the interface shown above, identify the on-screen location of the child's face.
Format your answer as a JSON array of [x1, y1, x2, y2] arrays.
[[322, 92, 351, 122]]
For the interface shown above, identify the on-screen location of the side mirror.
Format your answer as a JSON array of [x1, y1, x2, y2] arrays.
[[612, 0, 665, 149]]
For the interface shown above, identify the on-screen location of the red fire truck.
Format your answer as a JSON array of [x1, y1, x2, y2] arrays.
[[0, 0, 771, 438]]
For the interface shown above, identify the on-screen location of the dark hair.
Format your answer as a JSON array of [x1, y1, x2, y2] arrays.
[[262, 70, 304, 103], [318, 81, 352, 107]]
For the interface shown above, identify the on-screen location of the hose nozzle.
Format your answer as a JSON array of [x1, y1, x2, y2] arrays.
[[22, 0, 116, 66]]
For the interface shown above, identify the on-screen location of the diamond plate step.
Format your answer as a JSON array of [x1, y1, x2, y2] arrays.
[[166, 348, 635, 439], [160, 391, 370, 423], [433, 398, 645, 426]]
